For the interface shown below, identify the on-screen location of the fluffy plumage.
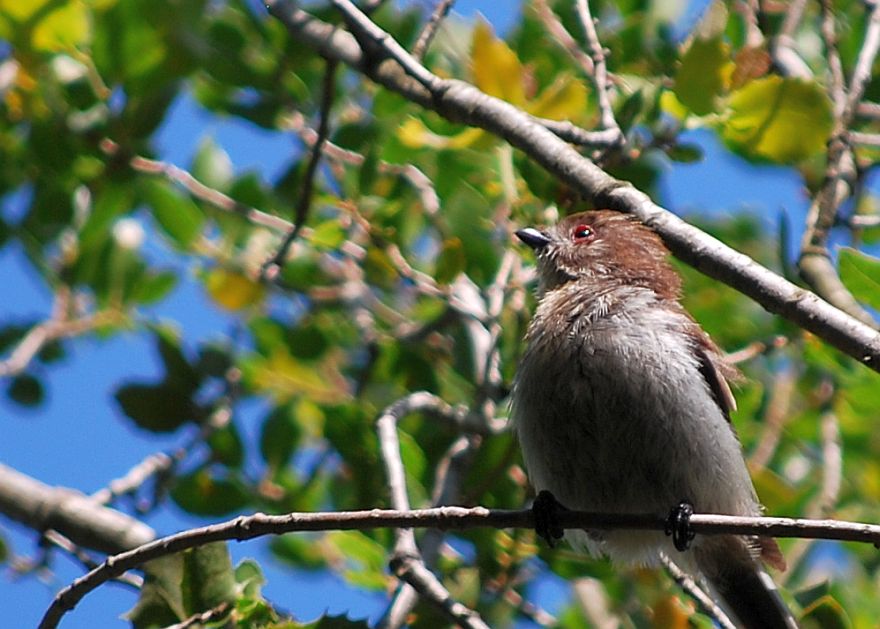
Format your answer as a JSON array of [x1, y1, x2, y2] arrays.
[[512, 210, 796, 628]]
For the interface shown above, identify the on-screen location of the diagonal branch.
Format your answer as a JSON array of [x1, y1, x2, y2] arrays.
[[411, 0, 455, 61], [263, 59, 339, 279], [266, 0, 880, 371]]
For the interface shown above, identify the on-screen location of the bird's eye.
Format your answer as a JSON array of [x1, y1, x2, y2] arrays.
[[572, 224, 594, 242]]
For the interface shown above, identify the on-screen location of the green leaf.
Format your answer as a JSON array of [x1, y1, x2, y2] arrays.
[[132, 270, 178, 305], [171, 468, 251, 516], [7, 373, 44, 407], [326, 530, 389, 590], [800, 594, 849, 629], [80, 185, 135, 249], [301, 614, 373, 629], [143, 180, 204, 249], [667, 143, 703, 163], [260, 405, 302, 470], [126, 554, 186, 627], [207, 424, 245, 468], [234, 559, 265, 599], [674, 36, 730, 115], [181, 542, 236, 611], [154, 328, 201, 392], [309, 220, 347, 250], [115, 383, 196, 432], [839, 247, 880, 311], [191, 136, 233, 192], [722, 76, 833, 163], [435, 237, 465, 284]]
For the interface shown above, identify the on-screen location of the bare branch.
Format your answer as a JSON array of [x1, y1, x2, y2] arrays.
[[266, 0, 880, 371], [0, 288, 119, 377], [749, 366, 797, 471], [660, 554, 736, 629], [412, 0, 455, 61], [40, 505, 880, 629], [574, 0, 622, 141], [799, 1, 880, 327], [264, 60, 338, 279], [375, 393, 490, 629], [533, 0, 594, 76], [771, 0, 812, 77], [0, 463, 155, 557]]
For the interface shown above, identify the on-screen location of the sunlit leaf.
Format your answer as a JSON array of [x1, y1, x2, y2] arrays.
[[723, 76, 833, 163], [526, 74, 588, 122], [674, 36, 731, 115], [205, 268, 266, 310], [191, 136, 233, 192], [143, 181, 205, 249], [243, 347, 349, 404], [471, 19, 525, 105], [326, 531, 390, 590], [839, 247, 880, 311]]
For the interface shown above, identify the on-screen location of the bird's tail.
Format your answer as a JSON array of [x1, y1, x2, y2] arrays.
[[697, 537, 798, 629]]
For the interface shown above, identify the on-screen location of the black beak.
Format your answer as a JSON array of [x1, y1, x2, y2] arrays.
[[516, 227, 552, 250]]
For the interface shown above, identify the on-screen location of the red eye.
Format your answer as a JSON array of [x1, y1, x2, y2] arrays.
[[572, 224, 594, 241]]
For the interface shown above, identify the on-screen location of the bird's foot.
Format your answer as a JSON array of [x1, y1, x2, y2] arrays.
[[532, 490, 567, 548], [665, 500, 696, 552]]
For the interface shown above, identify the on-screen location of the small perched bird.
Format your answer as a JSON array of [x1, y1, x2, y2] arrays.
[[512, 210, 797, 628]]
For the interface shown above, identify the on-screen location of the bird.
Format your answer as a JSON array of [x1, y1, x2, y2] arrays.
[[511, 209, 797, 628]]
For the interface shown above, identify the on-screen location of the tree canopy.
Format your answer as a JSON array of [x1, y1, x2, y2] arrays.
[[3, 0, 880, 627]]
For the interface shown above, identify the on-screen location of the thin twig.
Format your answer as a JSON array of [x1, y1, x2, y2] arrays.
[[749, 366, 797, 471], [772, 0, 811, 77], [849, 130, 880, 146], [660, 554, 736, 629], [532, 0, 594, 76], [264, 60, 338, 279], [330, 0, 439, 89], [574, 0, 621, 141], [40, 505, 880, 629], [412, 0, 455, 61]]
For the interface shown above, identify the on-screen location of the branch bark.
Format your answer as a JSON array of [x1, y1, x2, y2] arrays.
[[266, 0, 880, 372], [39, 504, 880, 629]]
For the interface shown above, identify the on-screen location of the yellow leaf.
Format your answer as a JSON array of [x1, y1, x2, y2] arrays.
[[659, 90, 689, 120], [248, 348, 348, 404], [471, 19, 525, 105], [397, 117, 485, 150], [205, 268, 266, 311], [32, 0, 90, 52], [0, 0, 51, 22], [526, 73, 588, 121], [723, 76, 833, 163]]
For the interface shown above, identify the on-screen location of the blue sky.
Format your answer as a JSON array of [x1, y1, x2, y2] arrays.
[[0, 1, 826, 627]]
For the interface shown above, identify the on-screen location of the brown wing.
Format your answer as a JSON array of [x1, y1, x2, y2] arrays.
[[693, 336, 738, 422]]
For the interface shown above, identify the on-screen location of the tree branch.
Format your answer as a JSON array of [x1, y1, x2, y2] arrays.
[[0, 464, 155, 557], [266, 0, 880, 372], [39, 505, 880, 629]]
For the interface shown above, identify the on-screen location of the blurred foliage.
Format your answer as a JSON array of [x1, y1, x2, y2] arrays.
[[2, 0, 880, 626]]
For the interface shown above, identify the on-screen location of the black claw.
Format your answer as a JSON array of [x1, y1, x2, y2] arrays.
[[532, 490, 567, 548], [665, 500, 696, 552]]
